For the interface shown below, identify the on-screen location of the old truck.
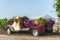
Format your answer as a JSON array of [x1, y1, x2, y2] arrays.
[[6, 16, 55, 36]]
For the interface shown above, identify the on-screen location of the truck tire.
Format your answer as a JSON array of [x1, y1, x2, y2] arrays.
[[32, 29, 39, 36], [6, 28, 12, 35]]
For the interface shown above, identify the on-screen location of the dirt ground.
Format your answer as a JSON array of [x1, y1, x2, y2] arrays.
[[0, 29, 60, 40]]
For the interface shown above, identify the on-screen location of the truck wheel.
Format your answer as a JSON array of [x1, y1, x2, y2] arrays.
[[32, 29, 39, 36], [6, 28, 12, 35]]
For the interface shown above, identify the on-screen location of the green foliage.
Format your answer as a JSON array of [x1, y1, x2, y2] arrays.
[[54, 0, 60, 18], [0, 18, 8, 29], [37, 17, 44, 24], [34, 17, 44, 25]]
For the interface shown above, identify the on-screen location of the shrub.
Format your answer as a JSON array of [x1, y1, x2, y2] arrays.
[[0, 18, 8, 29]]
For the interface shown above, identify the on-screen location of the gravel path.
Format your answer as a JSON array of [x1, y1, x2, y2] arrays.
[[0, 29, 60, 40], [0, 34, 60, 40]]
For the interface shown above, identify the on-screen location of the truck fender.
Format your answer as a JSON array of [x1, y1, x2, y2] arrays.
[[6, 25, 14, 31]]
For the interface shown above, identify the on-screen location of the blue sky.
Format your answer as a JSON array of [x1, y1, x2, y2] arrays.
[[0, 0, 58, 18]]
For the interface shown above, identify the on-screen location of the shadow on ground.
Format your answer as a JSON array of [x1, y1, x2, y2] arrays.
[[11, 31, 60, 37]]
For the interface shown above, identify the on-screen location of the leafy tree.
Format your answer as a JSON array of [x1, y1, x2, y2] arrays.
[[54, 0, 60, 18]]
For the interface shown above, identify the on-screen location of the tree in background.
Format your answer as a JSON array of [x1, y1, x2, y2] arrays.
[[0, 18, 8, 29], [54, 0, 60, 18]]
